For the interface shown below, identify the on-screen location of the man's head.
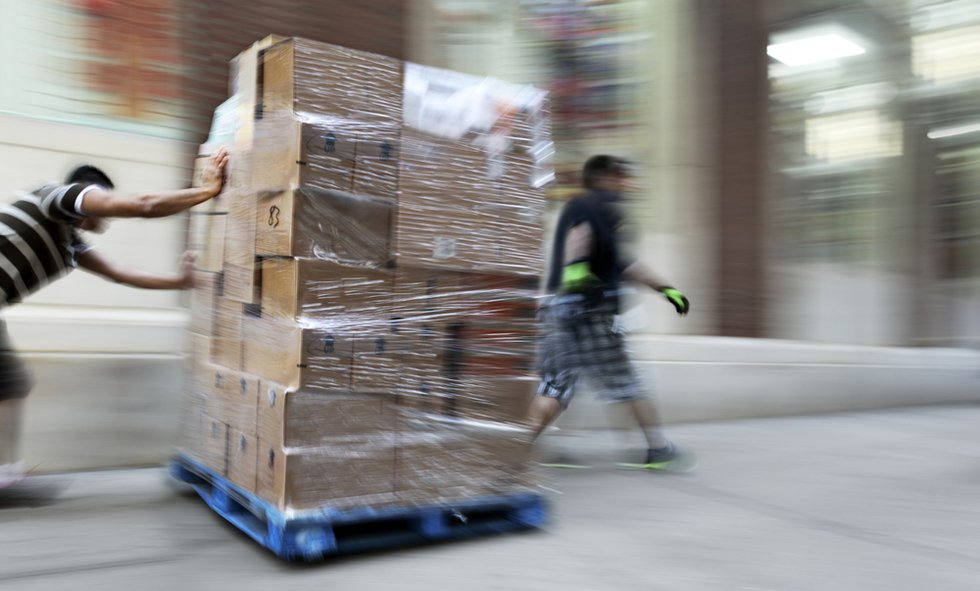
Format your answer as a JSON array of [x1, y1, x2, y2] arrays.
[[65, 165, 113, 233], [65, 165, 114, 190], [582, 155, 632, 194]]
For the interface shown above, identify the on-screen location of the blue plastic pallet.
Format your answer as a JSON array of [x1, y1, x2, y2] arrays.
[[169, 453, 547, 561]]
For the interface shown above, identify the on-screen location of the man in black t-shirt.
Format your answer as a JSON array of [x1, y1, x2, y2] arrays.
[[532, 155, 691, 470]]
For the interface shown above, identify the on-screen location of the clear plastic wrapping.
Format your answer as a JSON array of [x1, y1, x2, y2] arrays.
[[180, 37, 552, 514]]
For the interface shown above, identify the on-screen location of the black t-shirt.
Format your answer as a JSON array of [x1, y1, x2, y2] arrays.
[[545, 189, 633, 299]]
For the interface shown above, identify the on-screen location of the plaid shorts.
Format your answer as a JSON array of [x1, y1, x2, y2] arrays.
[[536, 295, 647, 409]]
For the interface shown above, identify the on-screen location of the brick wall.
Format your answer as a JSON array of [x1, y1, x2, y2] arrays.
[[177, 0, 408, 146]]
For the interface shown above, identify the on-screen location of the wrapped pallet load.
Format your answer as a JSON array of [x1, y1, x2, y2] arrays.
[[174, 36, 553, 549]]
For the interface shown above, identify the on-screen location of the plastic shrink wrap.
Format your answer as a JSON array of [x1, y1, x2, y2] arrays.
[[179, 37, 553, 514]]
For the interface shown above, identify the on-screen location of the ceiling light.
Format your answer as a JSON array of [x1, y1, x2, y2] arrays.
[[927, 121, 980, 140], [768, 33, 866, 66]]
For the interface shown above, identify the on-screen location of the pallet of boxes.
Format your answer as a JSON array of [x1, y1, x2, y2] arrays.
[[170, 36, 554, 561]]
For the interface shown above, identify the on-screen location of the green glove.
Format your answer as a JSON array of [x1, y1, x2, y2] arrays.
[[660, 287, 690, 315], [561, 261, 599, 293]]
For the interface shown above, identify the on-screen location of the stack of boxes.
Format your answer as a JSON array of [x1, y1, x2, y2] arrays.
[[179, 37, 552, 512]]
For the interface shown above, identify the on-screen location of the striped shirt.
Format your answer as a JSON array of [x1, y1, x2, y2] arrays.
[[0, 183, 97, 307]]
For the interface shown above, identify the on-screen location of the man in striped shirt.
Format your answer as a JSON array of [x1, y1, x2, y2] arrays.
[[0, 148, 229, 487]]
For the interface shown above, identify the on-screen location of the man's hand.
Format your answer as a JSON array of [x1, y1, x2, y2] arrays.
[[660, 287, 690, 316], [178, 251, 196, 289], [201, 147, 229, 197]]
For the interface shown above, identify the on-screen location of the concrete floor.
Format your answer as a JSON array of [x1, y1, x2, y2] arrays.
[[3, 405, 980, 590]]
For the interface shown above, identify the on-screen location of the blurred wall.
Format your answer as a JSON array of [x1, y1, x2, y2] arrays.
[[178, 0, 409, 148], [2, 0, 412, 471]]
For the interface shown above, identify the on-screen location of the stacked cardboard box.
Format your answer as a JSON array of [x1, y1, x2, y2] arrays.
[[178, 37, 552, 512]]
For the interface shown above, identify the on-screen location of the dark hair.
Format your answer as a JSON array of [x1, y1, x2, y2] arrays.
[[582, 155, 630, 189], [65, 165, 114, 189]]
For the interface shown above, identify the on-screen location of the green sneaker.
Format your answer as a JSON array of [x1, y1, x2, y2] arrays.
[[618, 443, 697, 473]]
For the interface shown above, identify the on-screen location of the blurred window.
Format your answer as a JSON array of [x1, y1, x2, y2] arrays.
[[0, 0, 186, 139]]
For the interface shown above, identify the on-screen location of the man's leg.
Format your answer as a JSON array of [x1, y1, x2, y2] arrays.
[[627, 398, 669, 451], [0, 398, 24, 466], [587, 315, 682, 466], [529, 395, 563, 444], [0, 323, 33, 484], [0, 395, 28, 487]]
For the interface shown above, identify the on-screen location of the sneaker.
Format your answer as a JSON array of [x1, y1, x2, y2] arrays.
[[618, 443, 697, 473]]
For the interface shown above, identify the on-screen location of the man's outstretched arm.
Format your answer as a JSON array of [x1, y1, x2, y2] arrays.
[[78, 250, 195, 290], [78, 148, 229, 219], [622, 261, 690, 315]]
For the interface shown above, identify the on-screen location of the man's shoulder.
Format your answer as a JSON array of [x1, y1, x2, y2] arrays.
[[563, 192, 597, 213], [31, 183, 67, 196]]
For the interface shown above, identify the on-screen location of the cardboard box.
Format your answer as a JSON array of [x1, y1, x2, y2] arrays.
[[211, 298, 244, 370], [254, 188, 394, 267], [351, 332, 409, 392], [242, 317, 353, 391], [225, 36, 284, 188], [222, 264, 260, 309], [392, 267, 461, 321], [242, 317, 415, 393], [453, 376, 536, 425], [211, 373, 260, 436], [188, 332, 211, 366], [222, 191, 259, 303], [260, 37, 402, 125], [227, 431, 258, 493], [259, 258, 394, 322], [352, 125, 401, 199], [187, 334, 215, 402], [256, 385, 397, 448], [190, 191, 232, 215], [256, 439, 397, 511], [437, 321, 537, 380], [175, 383, 209, 462], [201, 414, 229, 477], [189, 271, 220, 335], [252, 115, 398, 198], [394, 130, 545, 275], [252, 116, 357, 194], [188, 213, 227, 273], [186, 348, 215, 394], [395, 185, 535, 275], [203, 364, 237, 416], [444, 271, 539, 324], [396, 380, 443, 416], [388, 318, 536, 382], [395, 428, 533, 504]]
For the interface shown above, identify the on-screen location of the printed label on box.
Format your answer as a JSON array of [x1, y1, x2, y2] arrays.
[[433, 237, 457, 260]]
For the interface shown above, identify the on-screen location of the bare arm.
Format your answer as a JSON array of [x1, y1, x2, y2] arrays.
[[564, 222, 594, 263], [78, 249, 195, 290], [622, 261, 673, 292], [79, 148, 229, 219], [623, 260, 690, 315]]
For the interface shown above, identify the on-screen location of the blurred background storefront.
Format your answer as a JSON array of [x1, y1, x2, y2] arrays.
[[0, 0, 976, 470]]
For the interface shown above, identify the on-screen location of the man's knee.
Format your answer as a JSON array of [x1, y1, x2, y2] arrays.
[[530, 395, 564, 429]]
